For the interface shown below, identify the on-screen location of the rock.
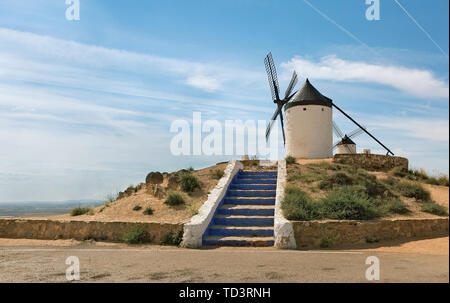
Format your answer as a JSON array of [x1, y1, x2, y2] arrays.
[[146, 172, 163, 184], [125, 186, 135, 195], [167, 173, 179, 190]]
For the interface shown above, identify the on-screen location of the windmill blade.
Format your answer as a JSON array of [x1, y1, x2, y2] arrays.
[[264, 52, 280, 101], [344, 144, 355, 154], [332, 121, 344, 139], [333, 141, 340, 150], [265, 105, 282, 140], [332, 103, 395, 156], [284, 71, 298, 99], [279, 109, 286, 145], [348, 126, 366, 139]]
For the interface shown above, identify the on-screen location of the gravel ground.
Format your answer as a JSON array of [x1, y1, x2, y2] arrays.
[[0, 237, 448, 283]]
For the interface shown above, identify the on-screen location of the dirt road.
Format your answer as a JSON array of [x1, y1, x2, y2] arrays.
[[0, 237, 448, 283]]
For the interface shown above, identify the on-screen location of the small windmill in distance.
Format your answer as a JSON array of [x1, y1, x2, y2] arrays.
[[263, 52, 395, 158], [332, 122, 366, 154]]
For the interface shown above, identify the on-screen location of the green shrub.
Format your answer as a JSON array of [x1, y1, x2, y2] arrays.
[[281, 187, 322, 221], [210, 169, 224, 180], [160, 228, 184, 246], [164, 192, 185, 206], [133, 205, 142, 211], [143, 207, 154, 215], [425, 176, 449, 187], [320, 235, 337, 248], [383, 198, 409, 214], [287, 171, 320, 183], [70, 207, 93, 216], [365, 235, 379, 243], [392, 166, 408, 178], [285, 155, 296, 165], [354, 171, 392, 198], [382, 176, 399, 187], [307, 162, 346, 172], [318, 172, 354, 190], [395, 181, 431, 202], [408, 168, 429, 180], [320, 186, 382, 220], [179, 173, 200, 192], [421, 203, 448, 216], [122, 226, 152, 244]]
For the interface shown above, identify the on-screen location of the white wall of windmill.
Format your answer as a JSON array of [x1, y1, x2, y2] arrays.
[[336, 143, 357, 154], [285, 104, 332, 159]]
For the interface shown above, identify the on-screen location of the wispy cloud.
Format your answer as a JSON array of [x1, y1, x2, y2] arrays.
[[282, 55, 449, 99], [0, 28, 262, 93]]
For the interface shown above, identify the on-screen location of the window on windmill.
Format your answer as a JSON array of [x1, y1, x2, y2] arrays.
[[303, 108, 307, 111], [322, 108, 324, 111]]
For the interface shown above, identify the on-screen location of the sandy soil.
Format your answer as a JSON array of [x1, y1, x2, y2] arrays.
[[0, 237, 447, 282], [352, 237, 449, 256], [295, 158, 333, 165], [31, 163, 227, 224], [1, 236, 447, 255], [424, 184, 449, 209]]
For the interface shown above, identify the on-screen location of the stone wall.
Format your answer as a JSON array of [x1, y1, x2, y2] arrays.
[[333, 154, 408, 171], [274, 160, 296, 249], [0, 218, 182, 243], [292, 218, 449, 249], [181, 160, 243, 248]]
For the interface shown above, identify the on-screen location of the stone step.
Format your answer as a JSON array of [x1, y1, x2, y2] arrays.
[[229, 184, 276, 190], [237, 175, 277, 180], [203, 236, 274, 247], [214, 215, 274, 226], [237, 178, 277, 184], [218, 204, 274, 216], [208, 225, 274, 237], [227, 190, 276, 197], [224, 197, 275, 205]]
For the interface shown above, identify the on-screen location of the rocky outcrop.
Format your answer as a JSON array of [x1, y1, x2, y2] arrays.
[[145, 172, 164, 184]]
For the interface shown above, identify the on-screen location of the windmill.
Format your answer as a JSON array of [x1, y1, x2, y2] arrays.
[[263, 52, 394, 158], [332, 122, 365, 154], [264, 52, 298, 145]]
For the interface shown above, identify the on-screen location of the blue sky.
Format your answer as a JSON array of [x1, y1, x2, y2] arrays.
[[0, 0, 448, 202]]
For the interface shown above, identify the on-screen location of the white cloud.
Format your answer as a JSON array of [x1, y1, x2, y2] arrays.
[[282, 55, 449, 99], [367, 116, 449, 143], [0, 28, 262, 93], [185, 75, 221, 92]]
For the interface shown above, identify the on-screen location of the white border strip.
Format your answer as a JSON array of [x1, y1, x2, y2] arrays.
[[274, 160, 297, 249], [180, 160, 243, 248]]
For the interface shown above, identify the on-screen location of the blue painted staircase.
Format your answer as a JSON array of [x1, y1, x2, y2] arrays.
[[203, 170, 277, 247]]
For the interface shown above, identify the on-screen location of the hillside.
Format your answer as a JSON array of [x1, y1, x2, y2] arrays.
[[47, 163, 228, 223], [283, 160, 449, 221]]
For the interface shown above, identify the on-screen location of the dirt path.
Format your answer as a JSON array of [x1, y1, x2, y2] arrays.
[[0, 237, 447, 283]]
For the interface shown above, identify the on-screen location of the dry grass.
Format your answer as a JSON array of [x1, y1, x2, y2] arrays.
[[48, 163, 228, 223], [285, 161, 449, 221]]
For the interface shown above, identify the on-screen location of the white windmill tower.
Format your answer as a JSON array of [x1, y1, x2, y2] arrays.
[[263, 52, 395, 158], [284, 79, 333, 158]]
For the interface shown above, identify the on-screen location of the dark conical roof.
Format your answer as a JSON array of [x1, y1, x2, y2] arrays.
[[285, 79, 332, 110], [337, 135, 356, 146]]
